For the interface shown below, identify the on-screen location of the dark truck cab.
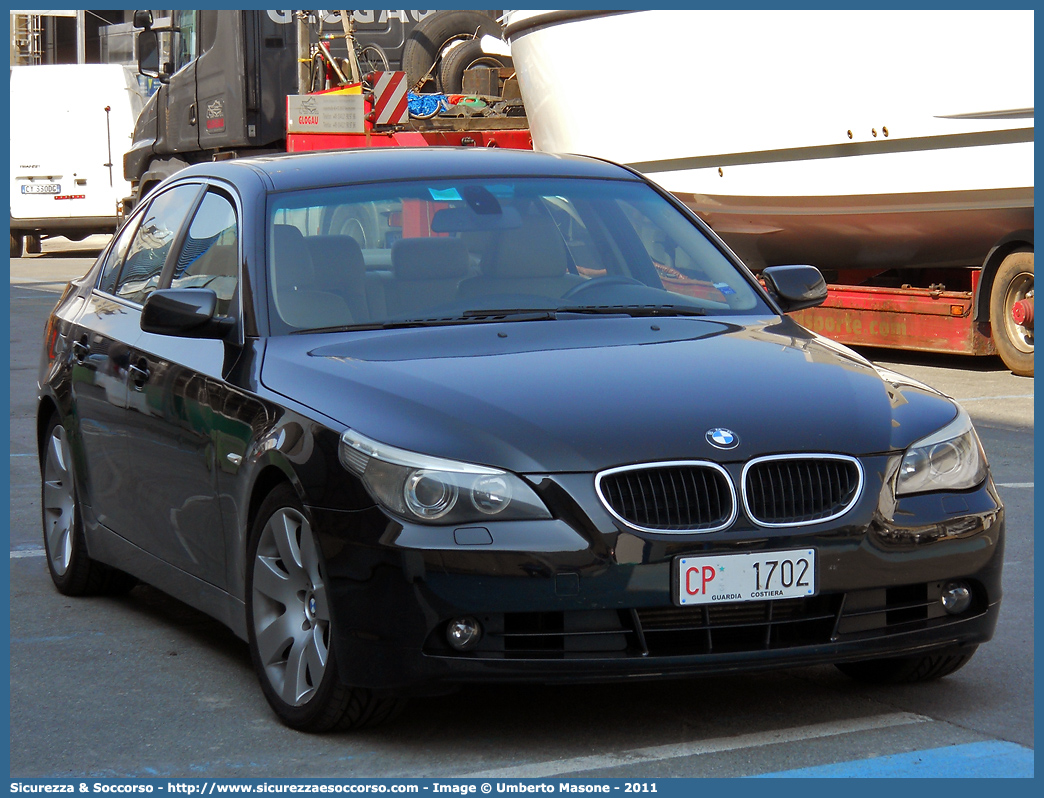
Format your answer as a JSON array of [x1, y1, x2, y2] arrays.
[[123, 10, 430, 211]]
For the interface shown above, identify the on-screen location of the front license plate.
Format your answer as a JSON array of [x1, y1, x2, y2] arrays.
[[675, 549, 816, 606], [21, 183, 60, 194]]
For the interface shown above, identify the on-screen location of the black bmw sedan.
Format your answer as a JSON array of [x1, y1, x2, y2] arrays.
[[38, 147, 1003, 731]]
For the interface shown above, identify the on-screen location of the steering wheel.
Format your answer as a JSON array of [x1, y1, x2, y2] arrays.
[[561, 276, 646, 300]]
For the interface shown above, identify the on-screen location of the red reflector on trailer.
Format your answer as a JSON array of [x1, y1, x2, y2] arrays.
[[54, 194, 86, 200]]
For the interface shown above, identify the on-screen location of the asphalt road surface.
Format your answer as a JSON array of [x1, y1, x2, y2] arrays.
[[8, 238, 1034, 779]]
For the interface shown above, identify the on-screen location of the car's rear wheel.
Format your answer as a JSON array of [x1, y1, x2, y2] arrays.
[[246, 484, 403, 731], [41, 414, 136, 596], [11, 231, 24, 258], [25, 234, 42, 254], [836, 645, 978, 684]]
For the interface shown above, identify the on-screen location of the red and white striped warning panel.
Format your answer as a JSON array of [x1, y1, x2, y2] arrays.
[[371, 71, 409, 125]]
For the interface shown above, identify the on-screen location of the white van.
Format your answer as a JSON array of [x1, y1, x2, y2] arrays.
[[10, 64, 143, 257]]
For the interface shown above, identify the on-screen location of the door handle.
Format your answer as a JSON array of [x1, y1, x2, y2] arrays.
[[188, 102, 197, 126], [128, 358, 150, 391], [72, 336, 89, 363]]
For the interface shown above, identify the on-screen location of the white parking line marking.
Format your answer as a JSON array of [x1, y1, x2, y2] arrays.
[[461, 711, 932, 778], [11, 549, 46, 559], [955, 394, 1034, 402], [997, 482, 1034, 489]]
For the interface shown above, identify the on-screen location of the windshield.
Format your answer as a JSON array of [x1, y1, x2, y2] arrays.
[[265, 177, 770, 334]]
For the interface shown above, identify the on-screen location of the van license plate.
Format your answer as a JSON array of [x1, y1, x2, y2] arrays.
[[22, 184, 60, 194], [675, 549, 816, 606]]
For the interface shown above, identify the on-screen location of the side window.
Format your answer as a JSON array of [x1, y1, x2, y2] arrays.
[[170, 191, 239, 316], [115, 184, 201, 306], [97, 216, 142, 295], [616, 199, 758, 310], [173, 10, 198, 72], [540, 196, 606, 277]]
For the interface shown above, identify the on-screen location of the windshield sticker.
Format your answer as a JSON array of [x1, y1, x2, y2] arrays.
[[428, 187, 462, 201], [488, 184, 515, 198], [714, 282, 737, 296]]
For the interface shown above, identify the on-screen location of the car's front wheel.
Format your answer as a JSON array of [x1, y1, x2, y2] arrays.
[[246, 484, 403, 731], [40, 414, 135, 596], [836, 645, 978, 684]]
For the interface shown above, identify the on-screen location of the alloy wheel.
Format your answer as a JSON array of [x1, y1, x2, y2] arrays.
[[251, 507, 331, 707], [42, 425, 75, 576]]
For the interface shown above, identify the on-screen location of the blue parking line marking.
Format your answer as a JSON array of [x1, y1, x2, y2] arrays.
[[750, 740, 1034, 778]]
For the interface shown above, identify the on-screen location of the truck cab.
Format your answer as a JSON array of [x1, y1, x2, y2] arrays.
[[123, 10, 298, 210], [122, 10, 435, 211]]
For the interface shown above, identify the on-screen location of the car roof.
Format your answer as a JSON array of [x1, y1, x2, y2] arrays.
[[175, 147, 642, 192]]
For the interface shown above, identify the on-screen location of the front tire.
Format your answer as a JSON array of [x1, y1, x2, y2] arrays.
[[25, 234, 42, 255], [40, 415, 135, 596], [989, 251, 1033, 376], [246, 484, 403, 731], [836, 645, 978, 684]]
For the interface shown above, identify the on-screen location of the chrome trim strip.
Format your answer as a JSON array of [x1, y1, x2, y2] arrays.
[[740, 454, 864, 528], [595, 460, 738, 534], [627, 127, 1034, 175]]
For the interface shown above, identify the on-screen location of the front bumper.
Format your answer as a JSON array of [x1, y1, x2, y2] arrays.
[[310, 469, 1004, 693], [10, 215, 117, 234]]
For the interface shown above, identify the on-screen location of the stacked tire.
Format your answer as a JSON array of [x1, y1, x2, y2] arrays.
[[403, 10, 511, 94]]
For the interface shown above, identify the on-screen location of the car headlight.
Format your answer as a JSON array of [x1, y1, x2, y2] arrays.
[[896, 406, 988, 495], [339, 429, 551, 524]]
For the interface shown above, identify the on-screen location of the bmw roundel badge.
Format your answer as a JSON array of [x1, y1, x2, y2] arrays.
[[706, 428, 739, 449]]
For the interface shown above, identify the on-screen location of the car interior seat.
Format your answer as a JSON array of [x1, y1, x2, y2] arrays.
[[456, 208, 583, 302], [386, 236, 470, 318], [271, 224, 353, 329]]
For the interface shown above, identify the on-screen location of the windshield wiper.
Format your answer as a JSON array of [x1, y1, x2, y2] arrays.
[[290, 306, 706, 335], [461, 308, 558, 321], [290, 310, 558, 334], [558, 305, 708, 317]]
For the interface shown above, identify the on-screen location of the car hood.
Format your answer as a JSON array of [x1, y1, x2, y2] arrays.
[[260, 315, 958, 474]]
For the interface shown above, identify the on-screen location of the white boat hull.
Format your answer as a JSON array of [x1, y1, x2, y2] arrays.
[[505, 10, 1034, 271]]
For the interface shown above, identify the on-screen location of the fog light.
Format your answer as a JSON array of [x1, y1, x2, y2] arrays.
[[446, 617, 482, 651], [941, 582, 972, 615]]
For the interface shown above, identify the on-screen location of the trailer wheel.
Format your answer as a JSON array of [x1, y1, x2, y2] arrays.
[[989, 251, 1034, 376], [321, 204, 380, 248], [10, 232, 23, 258], [438, 39, 512, 94], [25, 234, 42, 255], [402, 10, 502, 92]]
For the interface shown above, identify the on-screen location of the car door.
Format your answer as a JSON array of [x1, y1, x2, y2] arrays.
[[64, 212, 147, 534], [85, 181, 206, 548], [122, 186, 242, 588]]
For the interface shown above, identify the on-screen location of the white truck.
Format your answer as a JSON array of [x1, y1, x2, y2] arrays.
[[10, 63, 143, 257]]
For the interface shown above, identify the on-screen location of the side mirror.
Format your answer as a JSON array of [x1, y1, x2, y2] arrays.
[[137, 29, 161, 78], [141, 288, 236, 339], [762, 264, 828, 313], [132, 10, 153, 30]]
